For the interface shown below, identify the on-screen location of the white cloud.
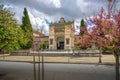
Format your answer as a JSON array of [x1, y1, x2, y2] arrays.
[[74, 19, 81, 35], [51, 0, 61, 8], [3, 4, 23, 23], [76, 0, 89, 13], [3, 5, 52, 35], [28, 9, 50, 35], [1, 0, 120, 35], [40, 0, 61, 8]]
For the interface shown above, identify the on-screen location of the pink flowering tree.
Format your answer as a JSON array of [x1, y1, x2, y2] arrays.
[[75, 19, 88, 49], [75, 0, 119, 79], [89, 8, 120, 80], [112, 10, 120, 80], [76, 3, 119, 80]]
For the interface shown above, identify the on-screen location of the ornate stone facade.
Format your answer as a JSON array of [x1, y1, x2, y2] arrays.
[[49, 17, 74, 50]]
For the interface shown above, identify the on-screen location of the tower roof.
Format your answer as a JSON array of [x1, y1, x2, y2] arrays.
[[59, 17, 65, 23]]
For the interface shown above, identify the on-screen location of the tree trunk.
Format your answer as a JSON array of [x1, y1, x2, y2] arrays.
[[115, 54, 119, 80], [3, 50, 5, 60], [114, 49, 120, 80], [99, 50, 102, 63]]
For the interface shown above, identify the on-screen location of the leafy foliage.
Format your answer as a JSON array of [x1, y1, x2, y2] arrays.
[[40, 43, 47, 50], [108, 0, 112, 2], [75, 19, 88, 49], [0, 8, 20, 52], [80, 19, 85, 27], [20, 8, 33, 49], [76, 7, 120, 51], [80, 19, 87, 35]]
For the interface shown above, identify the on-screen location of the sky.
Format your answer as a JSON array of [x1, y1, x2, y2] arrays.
[[0, 0, 120, 35]]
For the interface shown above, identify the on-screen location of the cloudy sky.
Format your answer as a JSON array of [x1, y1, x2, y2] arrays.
[[0, 0, 120, 35]]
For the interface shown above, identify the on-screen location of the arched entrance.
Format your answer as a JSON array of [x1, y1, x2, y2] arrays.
[[56, 37, 64, 50]]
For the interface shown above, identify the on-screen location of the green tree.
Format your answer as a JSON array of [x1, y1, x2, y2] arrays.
[[108, 0, 112, 2], [40, 43, 47, 50], [80, 19, 84, 27], [0, 8, 20, 52], [18, 27, 28, 49], [21, 8, 33, 49], [80, 19, 86, 35]]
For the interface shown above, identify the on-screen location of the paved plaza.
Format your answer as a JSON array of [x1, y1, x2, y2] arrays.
[[0, 54, 117, 64], [0, 52, 119, 80], [0, 62, 119, 80]]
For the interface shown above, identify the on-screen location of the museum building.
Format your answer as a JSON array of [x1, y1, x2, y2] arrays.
[[33, 17, 75, 50], [49, 17, 74, 50]]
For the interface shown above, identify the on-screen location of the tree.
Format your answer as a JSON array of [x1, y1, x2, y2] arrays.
[[89, 1, 119, 79], [90, 8, 120, 80], [80, 19, 87, 35], [76, 7, 120, 80], [40, 43, 47, 50], [76, 0, 119, 79], [18, 27, 28, 49], [75, 19, 88, 49], [21, 8, 33, 49], [0, 8, 20, 52], [112, 10, 120, 80]]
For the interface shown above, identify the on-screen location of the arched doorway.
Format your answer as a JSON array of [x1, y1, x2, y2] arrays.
[[56, 37, 64, 50]]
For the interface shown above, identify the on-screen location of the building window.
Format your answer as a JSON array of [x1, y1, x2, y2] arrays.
[[66, 38, 70, 45], [50, 39, 53, 45]]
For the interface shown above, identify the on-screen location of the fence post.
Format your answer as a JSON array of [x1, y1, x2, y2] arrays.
[[38, 54, 40, 80], [42, 55, 44, 80], [33, 56, 36, 80], [68, 49, 69, 63]]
